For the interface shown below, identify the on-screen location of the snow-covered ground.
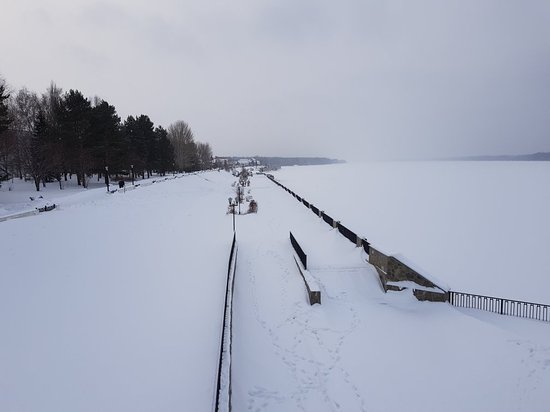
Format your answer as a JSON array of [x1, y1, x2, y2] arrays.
[[1, 168, 549, 412], [0, 171, 236, 412], [231, 173, 549, 412], [273, 161, 550, 303], [0, 174, 184, 218]]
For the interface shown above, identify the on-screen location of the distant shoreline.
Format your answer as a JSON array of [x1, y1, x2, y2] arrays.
[[228, 156, 345, 168], [443, 152, 550, 161]]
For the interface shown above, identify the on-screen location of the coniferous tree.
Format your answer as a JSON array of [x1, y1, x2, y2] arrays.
[[145, 121, 160, 177], [124, 115, 156, 178], [0, 81, 11, 135], [155, 126, 175, 176], [89, 100, 123, 175], [59, 90, 92, 187], [28, 111, 50, 191], [0, 81, 13, 180], [0, 79, 214, 187]]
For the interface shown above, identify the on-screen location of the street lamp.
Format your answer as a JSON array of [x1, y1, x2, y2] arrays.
[[237, 185, 241, 215], [105, 166, 109, 192], [228, 197, 236, 232], [130, 164, 134, 185]]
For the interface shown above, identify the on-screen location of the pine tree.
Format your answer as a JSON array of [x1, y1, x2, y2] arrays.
[[0, 81, 11, 135], [28, 111, 50, 191], [155, 126, 175, 175], [89, 100, 123, 174], [124, 115, 156, 178], [59, 90, 92, 187]]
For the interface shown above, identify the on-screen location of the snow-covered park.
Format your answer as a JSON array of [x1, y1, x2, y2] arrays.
[[1, 165, 549, 412], [1, 172, 236, 411]]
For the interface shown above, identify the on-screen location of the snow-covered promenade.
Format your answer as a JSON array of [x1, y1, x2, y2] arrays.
[[232, 173, 550, 412], [1, 171, 549, 412], [1, 172, 236, 411]]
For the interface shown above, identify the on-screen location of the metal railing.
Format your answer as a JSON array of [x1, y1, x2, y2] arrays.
[[321, 212, 334, 227], [449, 291, 550, 322], [337, 222, 356, 244], [215, 233, 238, 412], [311, 205, 320, 216]]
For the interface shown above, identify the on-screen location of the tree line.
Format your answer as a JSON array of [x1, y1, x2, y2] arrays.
[[0, 78, 213, 191]]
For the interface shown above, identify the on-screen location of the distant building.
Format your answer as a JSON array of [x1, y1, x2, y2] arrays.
[[237, 158, 255, 166]]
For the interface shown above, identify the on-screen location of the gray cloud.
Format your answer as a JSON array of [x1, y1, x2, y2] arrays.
[[1, 0, 549, 160]]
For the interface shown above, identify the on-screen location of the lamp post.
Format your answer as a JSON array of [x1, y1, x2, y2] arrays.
[[130, 164, 134, 185], [105, 166, 109, 193], [228, 197, 236, 232], [237, 185, 241, 215]]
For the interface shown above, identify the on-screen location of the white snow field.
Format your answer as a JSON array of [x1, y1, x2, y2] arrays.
[[0, 174, 180, 219], [1, 168, 549, 412], [273, 161, 550, 303], [231, 173, 549, 412], [0, 172, 237, 412]]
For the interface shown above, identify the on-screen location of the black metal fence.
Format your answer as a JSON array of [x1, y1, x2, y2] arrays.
[[311, 205, 320, 216], [321, 212, 334, 227], [362, 239, 371, 254], [290, 231, 307, 269], [264, 174, 368, 250], [215, 233, 238, 412], [337, 222, 357, 244], [449, 291, 550, 322]]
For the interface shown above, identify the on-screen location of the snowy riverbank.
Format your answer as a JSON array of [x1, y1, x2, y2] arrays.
[[1, 169, 549, 412]]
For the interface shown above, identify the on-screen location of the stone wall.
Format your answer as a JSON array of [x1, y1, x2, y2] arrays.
[[369, 247, 448, 302]]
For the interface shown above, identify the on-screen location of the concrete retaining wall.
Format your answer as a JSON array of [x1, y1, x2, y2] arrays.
[[368, 247, 447, 302]]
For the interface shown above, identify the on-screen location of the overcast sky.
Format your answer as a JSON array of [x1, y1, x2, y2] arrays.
[[1, 0, 549, 160]]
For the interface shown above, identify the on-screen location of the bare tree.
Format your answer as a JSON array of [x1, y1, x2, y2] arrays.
[[40, 82, 65, 182], [167, 120, 198, 171], [8, 88, 40, 179], [196, 142, 213, 170], [41, 82, 63, 127]]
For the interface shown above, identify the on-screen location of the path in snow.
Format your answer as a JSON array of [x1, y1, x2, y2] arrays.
[[231, 174, 550, 412]]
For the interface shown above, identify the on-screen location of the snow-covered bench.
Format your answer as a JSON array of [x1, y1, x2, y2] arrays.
[[292, 255, 321, 305]]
